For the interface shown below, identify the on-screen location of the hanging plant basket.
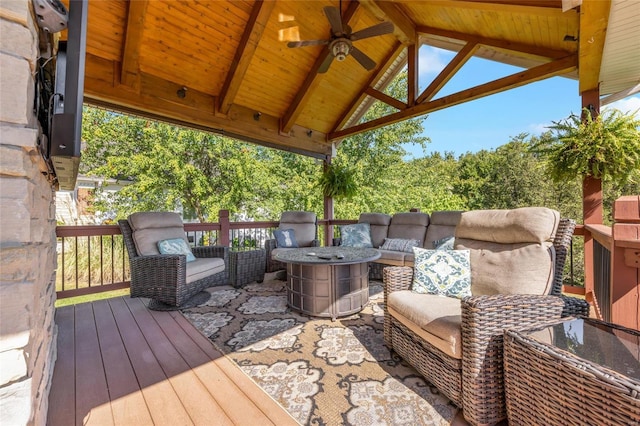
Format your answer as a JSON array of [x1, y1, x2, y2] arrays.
[[318, 163, 357, 199], [531, 108, 640, 185]]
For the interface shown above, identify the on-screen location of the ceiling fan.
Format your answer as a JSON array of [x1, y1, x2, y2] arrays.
[[287, 5, 394, 73]]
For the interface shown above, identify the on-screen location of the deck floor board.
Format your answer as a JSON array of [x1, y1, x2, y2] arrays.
[[48, 296, 297, 426]]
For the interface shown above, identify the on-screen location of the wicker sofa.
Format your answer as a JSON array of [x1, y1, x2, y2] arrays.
[[383, 207, 587, 426], [336, 210, 462, 279]]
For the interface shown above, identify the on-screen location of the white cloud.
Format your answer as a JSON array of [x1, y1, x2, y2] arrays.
[[418, 46, 450, 79], [604, 96, 640, 116], [528, 123, 552, 134]]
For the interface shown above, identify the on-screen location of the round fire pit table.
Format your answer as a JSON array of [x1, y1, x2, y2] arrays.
[[274, 246, 381, 320]]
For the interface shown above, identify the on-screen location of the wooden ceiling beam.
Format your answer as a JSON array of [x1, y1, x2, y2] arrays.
[[120, 0, 148, 89], [280, 0, 360, 134], [407, 43, 418, 106], [364, 87, 407, 111], [359, 0, 416, 45], [218, 0, 275, 114], [416, 41, 479, 104], [331, 41, 406, 132], [431, 0, 568, 17], [417, 26, 571, 60], [84, 53, 331, 157], [329, 54, 577, 140], [578, 0, 611, 94]]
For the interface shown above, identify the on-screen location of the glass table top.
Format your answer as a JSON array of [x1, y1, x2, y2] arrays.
[[527, 318, 640, 380]]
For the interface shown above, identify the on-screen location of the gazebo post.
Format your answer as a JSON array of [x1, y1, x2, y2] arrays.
[[323, 155, 334, 247], [581, 88, 603, 300]]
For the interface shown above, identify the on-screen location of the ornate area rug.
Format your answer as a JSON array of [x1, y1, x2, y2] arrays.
[[181, 277, 458, 425]]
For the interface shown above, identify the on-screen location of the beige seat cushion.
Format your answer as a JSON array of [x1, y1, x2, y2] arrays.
[[376, 249, 407, 265], [278, 211, 317, 247], [186, 257, 225, 283], [128, 212, 189, 256], [387, 290, 462, 359], [454, 207, 559, 296]]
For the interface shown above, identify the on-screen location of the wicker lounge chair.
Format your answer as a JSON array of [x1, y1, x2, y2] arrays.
[[119, 212, 229, 309], [383, 209, 587, 426]]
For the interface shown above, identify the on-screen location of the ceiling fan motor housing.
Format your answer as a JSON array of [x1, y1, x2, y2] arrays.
[[330, 38, 352, 61]]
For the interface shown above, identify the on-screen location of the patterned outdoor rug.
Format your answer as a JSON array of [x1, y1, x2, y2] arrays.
[[181, 277, 458, 426]]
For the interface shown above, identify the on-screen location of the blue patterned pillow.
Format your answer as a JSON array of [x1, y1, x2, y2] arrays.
[[340, 223, 373, 248], [157, 238, 196, 262], [412, 247, 471, 299], [434, 236, 455, 250], [274, 228, 298, 248], [380, 238, 420, 253]]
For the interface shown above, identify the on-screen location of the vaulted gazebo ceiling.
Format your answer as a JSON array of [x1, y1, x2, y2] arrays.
[[75, 0, 639, 158]]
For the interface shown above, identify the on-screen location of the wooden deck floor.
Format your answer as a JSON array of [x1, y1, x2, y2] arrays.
[[47, 296, 298, 426]]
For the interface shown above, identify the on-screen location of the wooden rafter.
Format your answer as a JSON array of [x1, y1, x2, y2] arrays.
[[431, 0, 568, 17], [84, 53, 331, 157], [329, 54, 578, 140], [280, 1, 360, 134], [331, 41, 405, 132], [218, 0, 275, 114], [416, 41, 479, 104], [359, 0, 416, 45], [407, 44, 418, 106], [120, 0, 148, 88], [364, 87, 407, 111], [417, 26, 572, 60], [578, 0, 611, 93]]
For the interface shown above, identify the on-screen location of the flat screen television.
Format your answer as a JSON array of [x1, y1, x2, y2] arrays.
[[44, 0, 87, 190]]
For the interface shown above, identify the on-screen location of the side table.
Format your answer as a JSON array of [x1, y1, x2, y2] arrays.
[[504, 317, 640, 426], [229, 249, 266, 288]]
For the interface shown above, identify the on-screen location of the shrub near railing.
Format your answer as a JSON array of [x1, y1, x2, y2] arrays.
[[56, 225, 130, 297]]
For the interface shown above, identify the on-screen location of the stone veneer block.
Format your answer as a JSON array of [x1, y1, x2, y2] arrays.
[[0, 125, 39, 148], [0, 19, 37, 61], [0, 54, 35, 125]]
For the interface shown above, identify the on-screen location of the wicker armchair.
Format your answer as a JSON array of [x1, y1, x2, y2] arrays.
[[119, 212, 229, 309], [265, 211, 319, 273], [383, 212, 586, 426]]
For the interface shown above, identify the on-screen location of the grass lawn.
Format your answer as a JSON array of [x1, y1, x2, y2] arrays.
[[55, 288, 131, 308]]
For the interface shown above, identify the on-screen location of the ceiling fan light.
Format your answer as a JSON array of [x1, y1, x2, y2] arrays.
[[332, 40, 350, 61]]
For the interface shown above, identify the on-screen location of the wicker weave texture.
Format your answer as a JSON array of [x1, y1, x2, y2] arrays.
[[119, 219, 229, 307], [504, 320, 640, 426], [230, 249, 266, 287]]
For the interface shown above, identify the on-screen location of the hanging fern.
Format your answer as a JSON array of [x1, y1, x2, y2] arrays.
[[318, 163, 357, 199], [531, 108, 640, 185]]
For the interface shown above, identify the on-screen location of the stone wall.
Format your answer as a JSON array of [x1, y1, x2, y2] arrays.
[[0, 1, 58, 424]]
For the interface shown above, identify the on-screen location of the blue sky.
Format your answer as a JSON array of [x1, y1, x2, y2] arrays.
[[403, 46, 640, 158]]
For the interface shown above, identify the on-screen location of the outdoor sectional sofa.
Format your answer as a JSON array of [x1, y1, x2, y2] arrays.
[[336, 210, 462, 279]]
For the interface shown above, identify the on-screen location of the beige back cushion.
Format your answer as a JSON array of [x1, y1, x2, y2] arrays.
[[454, 207, 560, 296], [387, 212, 430, 245], [128, 212, 188, 256], [359, 213, 392, 248], [279, 211, 317, 247], [424, 210, 463, 248]]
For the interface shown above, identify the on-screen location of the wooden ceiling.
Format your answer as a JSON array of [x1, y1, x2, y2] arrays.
[[73, 0, 615, 158]]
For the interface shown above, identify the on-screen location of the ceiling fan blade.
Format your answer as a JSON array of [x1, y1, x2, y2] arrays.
[[323, 6, 344, 35], [350, 21, 394, 41], [287, 39, 329, 48], [350, 46, 376, 71], [318, 52, 335, 74]]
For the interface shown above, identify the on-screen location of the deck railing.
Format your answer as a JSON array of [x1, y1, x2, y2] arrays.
[[55, 216, 356, 298]]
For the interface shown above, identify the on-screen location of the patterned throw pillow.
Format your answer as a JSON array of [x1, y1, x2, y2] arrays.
[[379, 238, 420, 253], [434, 235, 455, 250], [412, 247, 471, 299], [274, 229, 298, 248], [339, 223, 373, 248], [157, 238, 196, 262]]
